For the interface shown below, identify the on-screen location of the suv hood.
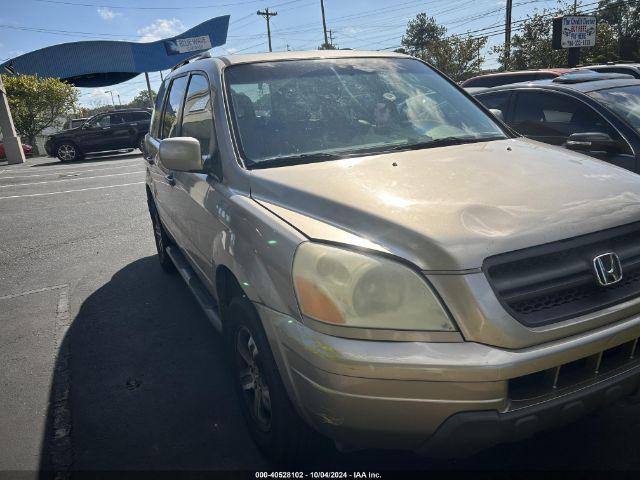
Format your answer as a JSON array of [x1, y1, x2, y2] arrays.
[[250, 138, 640, 271]]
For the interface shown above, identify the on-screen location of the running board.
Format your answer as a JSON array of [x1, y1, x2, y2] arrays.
[[166, 245, 223, 333]]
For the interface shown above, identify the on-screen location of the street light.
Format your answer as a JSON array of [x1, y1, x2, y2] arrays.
[[104, 90, 116, 107]]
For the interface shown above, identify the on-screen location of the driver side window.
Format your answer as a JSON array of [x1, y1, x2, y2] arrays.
[[512, 91, 625, 150]]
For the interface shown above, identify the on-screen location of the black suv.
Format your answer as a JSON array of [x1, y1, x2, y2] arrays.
[[473, 72, 640, 173], [45, 109, 151, 161]]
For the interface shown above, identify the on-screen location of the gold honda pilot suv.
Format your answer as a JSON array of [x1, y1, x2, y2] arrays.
[[144, 50, 640, 462]]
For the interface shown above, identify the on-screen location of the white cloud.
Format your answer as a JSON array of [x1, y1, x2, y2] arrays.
[[137, 18, 185, 43], [97, 7, 121, 21]]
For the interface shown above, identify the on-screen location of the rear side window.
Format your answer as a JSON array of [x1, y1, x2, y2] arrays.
[[181, 74, 214, 156], [126, 112, 150, 122], [150, 82, 167, 138], [161, 76, 189, 139]]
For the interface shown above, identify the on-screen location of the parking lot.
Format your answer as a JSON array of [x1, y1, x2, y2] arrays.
[[1, 152, 640, 474]]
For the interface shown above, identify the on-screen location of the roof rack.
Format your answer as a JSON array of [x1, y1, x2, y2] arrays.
[[170, 51, 212, 72], [552, 71, 633, 84]]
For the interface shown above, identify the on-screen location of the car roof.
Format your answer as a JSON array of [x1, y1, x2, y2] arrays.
[[215, 49, 408, 66], [95, 109, 151, 114], [584, 63, 640, 69], [475, 74, 640, 94]]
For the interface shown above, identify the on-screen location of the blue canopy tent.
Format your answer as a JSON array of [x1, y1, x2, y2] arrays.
[[0, 15, 229, 87]]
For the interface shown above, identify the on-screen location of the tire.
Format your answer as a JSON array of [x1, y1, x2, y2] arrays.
[[56, 142, 80, 162], [224, 296, 318, 465], [149, 202, 176, 274]]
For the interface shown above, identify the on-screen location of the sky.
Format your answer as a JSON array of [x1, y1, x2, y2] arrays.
[[0, 0, 566, 106]]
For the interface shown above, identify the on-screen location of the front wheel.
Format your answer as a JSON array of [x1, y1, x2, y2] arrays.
[[56, 142, 79, 162], [225, 296, 318, 464]]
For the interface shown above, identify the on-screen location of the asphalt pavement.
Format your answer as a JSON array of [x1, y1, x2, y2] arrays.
[[0, 152, 639, 475]]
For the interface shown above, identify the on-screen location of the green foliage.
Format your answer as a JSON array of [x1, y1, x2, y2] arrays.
[[318, 42, 337, 50], [598, 0, 640, 59], [128, 89, 156, 109], [2, 74, 78, 150], [494, 1, 634, 71], [400, 13, 487, 81]]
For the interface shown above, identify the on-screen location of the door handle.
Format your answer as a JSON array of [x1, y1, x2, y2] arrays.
[[165, 173, 176, 186]]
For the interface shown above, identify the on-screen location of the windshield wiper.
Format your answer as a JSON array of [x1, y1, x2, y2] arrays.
[[249, 152, 345, 169], [386, 136, 502, 152]]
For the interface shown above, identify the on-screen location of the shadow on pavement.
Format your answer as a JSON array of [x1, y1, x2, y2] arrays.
[[31, 152, 142, 168], [38, 257, 640, 474], [39, 256, 267, 474]]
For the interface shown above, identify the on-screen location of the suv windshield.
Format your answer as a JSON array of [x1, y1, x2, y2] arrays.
[[589, 85, 640, 133], [225, 57, 506, 168]]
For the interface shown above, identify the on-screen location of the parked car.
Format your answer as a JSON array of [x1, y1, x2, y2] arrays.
[[0, 141, 32, 159], [45, 109, 151, 161], [473, 71, 640, 173], [579, 62, 640, 79], [461, 68, 574, 88], [146, 50, 640, 462]]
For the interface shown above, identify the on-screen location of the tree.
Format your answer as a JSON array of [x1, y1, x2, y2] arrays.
[[2, 74, 78, 153], [318, 42, 337, 50], [494, 3, 623, 70], [494, 11, 565, 70], [598, 0, 640, 60], [400, 13, 486, 81], [128, 89, 156, 109]]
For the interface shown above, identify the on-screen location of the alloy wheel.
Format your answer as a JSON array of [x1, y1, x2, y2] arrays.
[[58, 144, 76, 161], [236, 326, 272, 431], [153, 211, 165, 259]]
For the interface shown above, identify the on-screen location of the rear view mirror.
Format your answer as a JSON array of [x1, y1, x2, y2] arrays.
[[489, 109, 504, 121], [159, 137, 203, 172], [565, 132, 620, 153]]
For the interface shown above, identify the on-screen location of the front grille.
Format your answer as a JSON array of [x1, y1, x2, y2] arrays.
[[509, 337, 640, 409], [483, 222, 640, 327]]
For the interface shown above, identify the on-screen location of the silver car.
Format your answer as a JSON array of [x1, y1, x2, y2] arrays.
[[145, 50, 640, 462]]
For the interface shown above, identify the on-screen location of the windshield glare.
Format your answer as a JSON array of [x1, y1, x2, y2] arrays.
[[225, 58, 506, 167], [589, 85, 640, 133]]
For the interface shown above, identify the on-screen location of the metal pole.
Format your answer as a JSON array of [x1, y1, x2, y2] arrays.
[[144, 72, 154, 108], [504, 0, 512, 70], [0, 74, 25, 164], [320, 0, 329, 47]]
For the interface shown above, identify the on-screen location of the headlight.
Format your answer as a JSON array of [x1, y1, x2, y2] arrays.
[[292, 242, 456, 331]]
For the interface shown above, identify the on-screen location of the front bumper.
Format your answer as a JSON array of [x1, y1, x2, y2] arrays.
[[257, 304, 640, 454]]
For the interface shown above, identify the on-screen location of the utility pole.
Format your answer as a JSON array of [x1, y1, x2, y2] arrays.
[[504, 0, 512, 71], [257, 8, 277, 52], [329, 29, 334, 48], [144, 72, 154, 108], [567, 0, 580, 67], [320, 0, 329, 47], [0, 73, 25, 164]]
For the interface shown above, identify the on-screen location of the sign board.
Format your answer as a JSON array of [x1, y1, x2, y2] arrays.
[[552, 16, 597, 49], [164, 35, 213, 55]]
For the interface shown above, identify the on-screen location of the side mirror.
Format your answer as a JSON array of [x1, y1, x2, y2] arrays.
[[565, 132, 620, 153], [489, 109, 504, 121], [158, 137, 203, 172], [82, 123, 92, 129]]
